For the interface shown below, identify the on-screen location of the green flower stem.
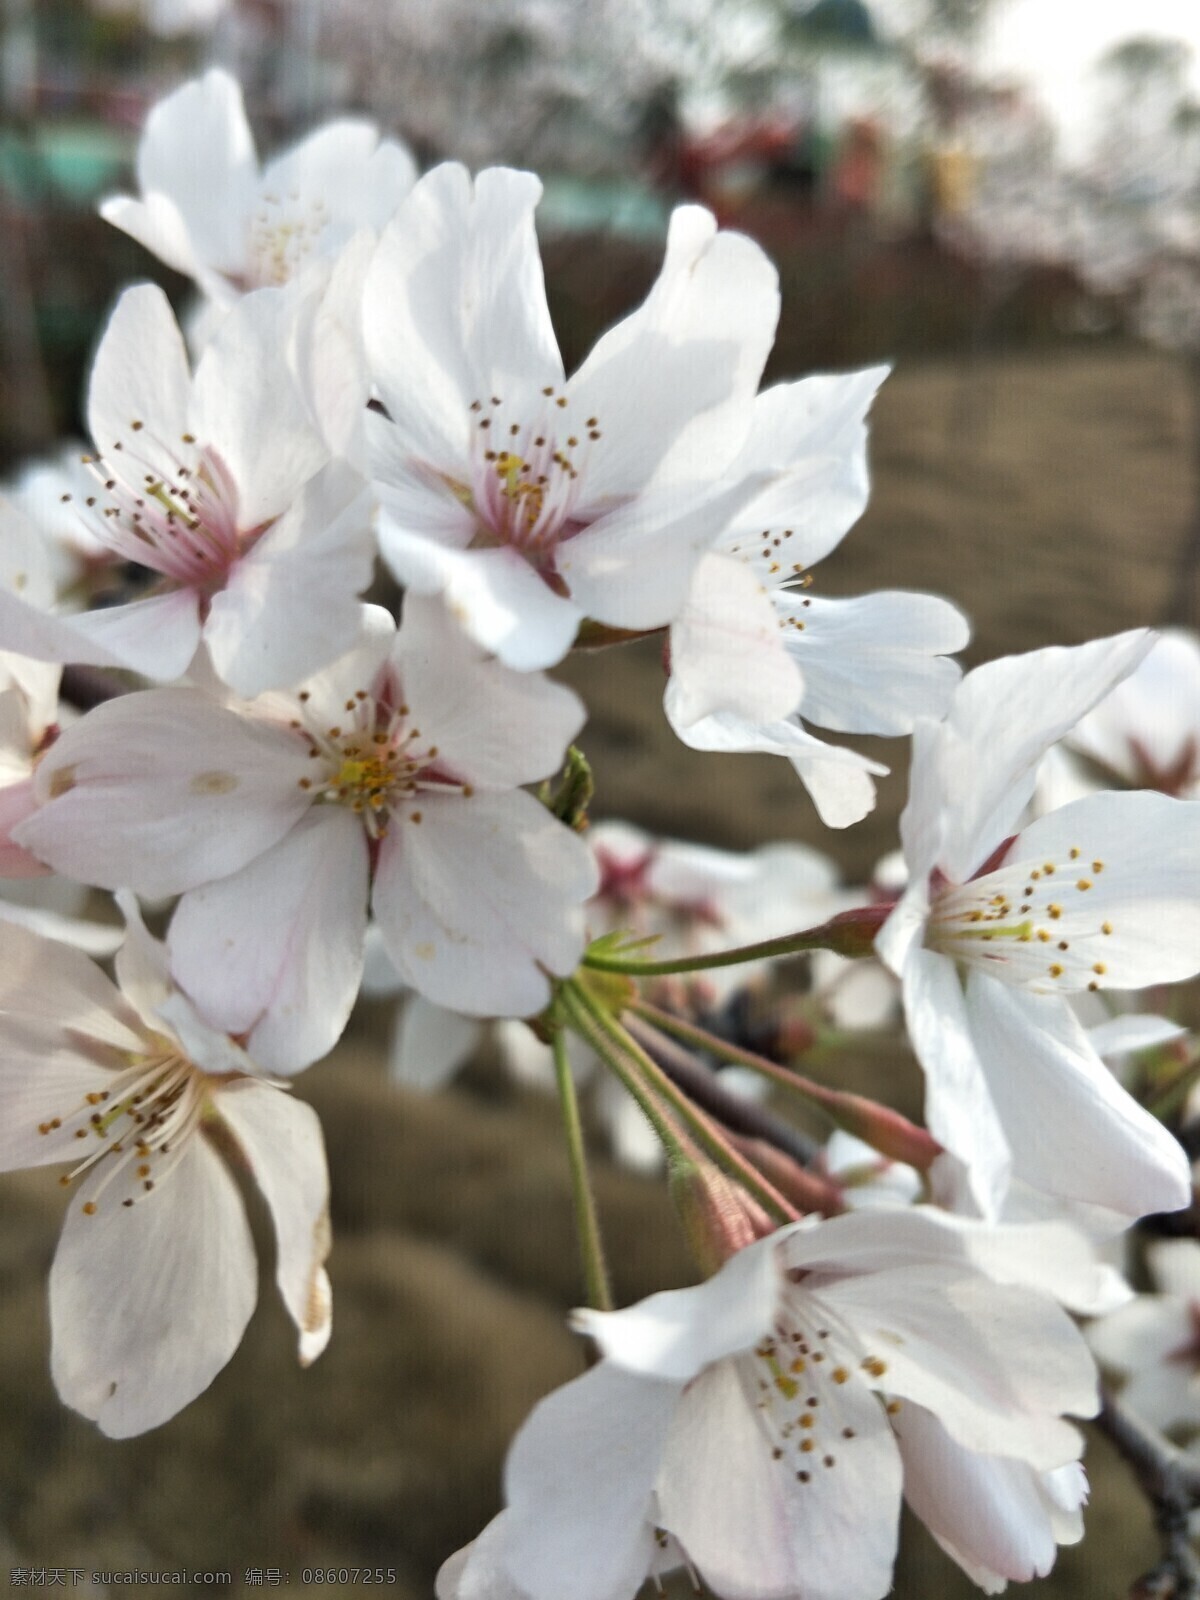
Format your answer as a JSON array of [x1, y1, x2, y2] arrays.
[[550, 1023, 614, 1313], [630, 999, 941, 1172], [565, 982, 801, 1224], [581, 904, 893, 979]]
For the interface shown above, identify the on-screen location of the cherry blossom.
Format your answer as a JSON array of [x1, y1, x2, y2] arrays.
[[0, 903, 331, 1437], [362, 164, 781, 670], [15, 602, 595, 1071], [0, 283, 375, 695], [665, 370, 970, 827], [449, 1208, 1097, 1600], [100, 70, 417, 311], [1087, 1239, 1200, 1434], [877, 633, 1197, 1222]]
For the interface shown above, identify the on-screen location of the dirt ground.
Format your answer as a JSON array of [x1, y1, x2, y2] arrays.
[[1, 344, 1194, 1598]]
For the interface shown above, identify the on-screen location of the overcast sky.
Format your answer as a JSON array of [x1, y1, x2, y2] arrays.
[[961, 0, 1200, 159]]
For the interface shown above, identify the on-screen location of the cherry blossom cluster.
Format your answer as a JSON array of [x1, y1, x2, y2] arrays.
[[2, 68, 1200, 1599]]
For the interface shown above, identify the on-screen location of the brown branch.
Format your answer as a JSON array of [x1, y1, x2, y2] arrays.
[[1097, 1386, 1200, 1597]]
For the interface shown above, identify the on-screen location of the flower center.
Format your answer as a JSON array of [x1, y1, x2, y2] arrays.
[[290, 685, 473, 839], [928, 841, 1115, 992], [460, 388, 602, 577], [38, 1044, 212, 1215], [68, 421, 246, 594], [738, 1298, 899, 1486], [245, 191, 330, 288]]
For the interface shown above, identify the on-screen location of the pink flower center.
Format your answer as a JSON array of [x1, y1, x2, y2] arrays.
[[288, 683, 473, 839]]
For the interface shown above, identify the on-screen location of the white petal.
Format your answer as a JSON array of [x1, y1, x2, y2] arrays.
[[1148, 1238, 1200, 1300], [49, 1133, 256, 1437], [0, 585, 202, 680], [398, 594, 586, 785], [816, 1266, 1096, 1467], [215, 1078, 332, 1365], [373, 789, 595, 1018], [438, 1515, 531, 1600], [191, 284, 329, 527], [503, 1362, 671, 1600], [18, 689, 313, 898], [389, 995, 481, 1090], [931, 632, 1154, 885], [894, 1405, 1062, 1586], [668, 553, 803, 727], [113, 888, 172, 1023], [903, 949, 1012, 1219], [658, 1353, 902, 1600], [717, 368, 887, 568], [125, 69, 256, 278], [666, 699, 885, 827], [1002, 791, 1200, 989], [364, 164, 562, 474], [782, 590, 968, 735], [203, 461, 376, 697], [169, 808, 369, 1075], [558, 474, 773, 633], [573, 1231, 783, 1380], [568, 206, 778, 504], [966, 973, 1191, 1219], [87, 284, 192, 479], [1088, 1013, 1188, 1058], [380, 524, 584, 672]]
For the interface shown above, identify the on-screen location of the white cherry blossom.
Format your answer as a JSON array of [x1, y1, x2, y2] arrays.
[[452, 1209, 1097, 1600], [666, 370, 970, 828], [100, 70, 417, 310], [877, 634, 1197, 1222], [363, 164, 781, 671], [0, 904, 331, 1437], [16, 602, 596, 1072], [1065, 628, 1200, 800], [0, 283, 375, 696]]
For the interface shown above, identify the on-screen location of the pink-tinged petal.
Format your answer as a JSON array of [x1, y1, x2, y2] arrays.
[[718, 368, 887, 568], [368, 419, 478, 546], [1071, 629, 1200, 783], [0, 777, 51, 877], [668, 553, 803, 728], [781, 591, 968, 735], [373, 789, 595, 1018], [814, 1266, 1096, 1466], [125, 69, 257, 277], [364, 164, 562, 476], [389, 996, 481, 1090], [292, 603, 397, 724], [191, 284, 329, 527], [569, 207, 779, 506], [0, 585, 203, 681], [380, 524, 584, 671], [894, 1405, 1062, 1587], [573, 1232, 782, 1381], [204, 462, 376, 697], [398, 595, 586, 785], [558, 474, 772, 633], [903, 950, 1011, 1219], [49, 1132, 256, 1437], [17, 689, 313, 898], [965, 973, 1191, 1219], [169, 809, 369, 1075], [0, 923, 145, 1171], [87, 284, 192, 480], [503, 1362, 672, 1600], [658, 1353, 902, 1600], [932, 632, 1154, 885], [0, 899, 124, 958], [1086, 1295, 1195, 1375], [1002, 791, 1200, 990], [215, 1078, 332, 1365]]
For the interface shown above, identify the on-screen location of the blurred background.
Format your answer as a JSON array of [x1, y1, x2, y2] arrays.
[[2, 0, 1200, 1595]]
